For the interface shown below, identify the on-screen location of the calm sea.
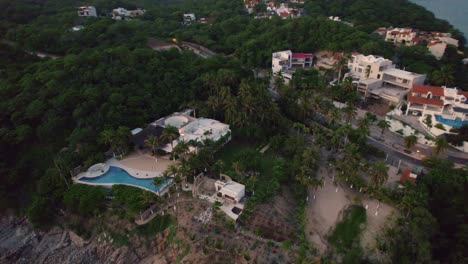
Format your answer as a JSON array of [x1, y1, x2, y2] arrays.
[[410, 0, 468, 37]]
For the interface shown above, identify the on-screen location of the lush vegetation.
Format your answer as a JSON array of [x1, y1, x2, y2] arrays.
[[380, 159, 468, 263], [0, 0, 467, 263]]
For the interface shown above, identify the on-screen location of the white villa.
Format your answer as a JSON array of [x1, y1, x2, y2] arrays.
[[183, 13, 196, 25], [406, 85, 468, 129], [347, 54, 394, 80], [384, 28, 418, 46], [215, 179, 245, 204], [77, 6, 97, 17], [272, 50, 314, 82], [132, 110, 231, 153], [348, 54, 426, 104]]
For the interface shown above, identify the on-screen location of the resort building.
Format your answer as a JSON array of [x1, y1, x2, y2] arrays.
[[112, 7, 146, 20], [215, 179, 245, 203], [272, 50, 314, 82], [77, 6, 97, 17], [132, 110, 231, 153], [348, 54, 426, 104], [406, 85, 468, 128]]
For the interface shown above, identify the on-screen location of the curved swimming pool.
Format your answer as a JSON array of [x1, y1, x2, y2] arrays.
[[434, 115, 468, 128], [78, 166, 172, 193]]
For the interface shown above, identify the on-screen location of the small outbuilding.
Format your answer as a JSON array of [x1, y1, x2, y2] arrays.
[[215, 177, 245, 203]]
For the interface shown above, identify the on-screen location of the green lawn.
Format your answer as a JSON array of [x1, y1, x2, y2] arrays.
[[328, 205, 367, 263]]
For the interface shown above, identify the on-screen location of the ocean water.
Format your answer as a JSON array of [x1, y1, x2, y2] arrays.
[[411, 0, 468, 37]]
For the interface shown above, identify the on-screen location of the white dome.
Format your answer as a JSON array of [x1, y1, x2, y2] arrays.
[[164, 115, 188, 128]]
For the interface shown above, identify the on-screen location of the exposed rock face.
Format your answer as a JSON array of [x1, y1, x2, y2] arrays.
[[0, 216, 162, 264]]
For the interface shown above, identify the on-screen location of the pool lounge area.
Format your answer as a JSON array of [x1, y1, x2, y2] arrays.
[[435, 115, 468, 128], [77, 166, 172, 194]]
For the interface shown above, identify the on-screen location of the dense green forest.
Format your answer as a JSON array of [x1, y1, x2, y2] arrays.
[[0, 0, 467, 263]]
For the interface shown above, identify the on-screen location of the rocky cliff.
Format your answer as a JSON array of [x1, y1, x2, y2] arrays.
[[0, 216, 167, 264]]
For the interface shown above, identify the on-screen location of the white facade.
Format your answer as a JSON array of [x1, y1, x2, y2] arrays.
[[348, 54, 394, 79], [385, 28, 417, 46], [77, 6, 97, 17], [428, 42, 447, 60], [381, 68, 426, 90], [437, 36, 459, 47], [215, 180, 245, 203], [349, 54, 426, 104], [112, 7, 145, 20], [183, 13, 196, 24], [272, 50, 313, 82]]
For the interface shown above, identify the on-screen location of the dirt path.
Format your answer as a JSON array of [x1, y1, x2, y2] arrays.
[[305, 167, 353, 254]]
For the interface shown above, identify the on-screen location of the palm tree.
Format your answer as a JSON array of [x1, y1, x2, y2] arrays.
[[431, 65, 455, 86], [172, 140, 190, 159], [377, 120, 391, 138], [342, 103, 357, 124], [433, 137, 449, 157], [404, 134, 418, 150], [368, 161, 388, 188], [99, 129, 115, 150], [327, 107, 341, 126], [365, 65, 371, 78], [153, 176, 166, 186], [161, 126, 180, 160], [144, 135, 160, 155], [357, 116, 371, 131], [333, 53, 350, 82]]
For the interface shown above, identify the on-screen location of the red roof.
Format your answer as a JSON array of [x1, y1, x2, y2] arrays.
[[411, 37, 426, 43], [400, 169, 417, 183], [292, 53, 313, 59], [412, 85, 445, 96], [408, 93, 444, 106], [458, 91, 468, 98]]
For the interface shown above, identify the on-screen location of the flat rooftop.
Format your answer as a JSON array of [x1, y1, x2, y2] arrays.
[[383, 68, 424, 79], [370, 86, 410, 101]]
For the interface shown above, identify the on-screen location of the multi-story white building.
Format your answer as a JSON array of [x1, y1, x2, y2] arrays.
[[77, 6, 97, 17], [347, 54, 394, 79], [272, 50, 313, 82], [406, 85, 468, 128], [348, 54, 426, 104]]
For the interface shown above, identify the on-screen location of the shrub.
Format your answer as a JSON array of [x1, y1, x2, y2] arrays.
[[282, 240, 292, 250], [435, 123, 446, 131], [396, 129, 404, 135]]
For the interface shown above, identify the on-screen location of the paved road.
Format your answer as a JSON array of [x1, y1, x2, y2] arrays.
[[367, 137, 423, 166]]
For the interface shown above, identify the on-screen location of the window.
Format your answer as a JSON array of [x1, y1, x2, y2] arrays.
[[377, 74, 381, 79]]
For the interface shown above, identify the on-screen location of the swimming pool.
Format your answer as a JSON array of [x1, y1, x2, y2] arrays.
[[434, 115, 468, 128], [78, 166, 172, 193]]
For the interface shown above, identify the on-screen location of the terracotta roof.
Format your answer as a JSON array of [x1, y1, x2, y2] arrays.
[[412, 85, 445, 96], [292, 53, 313, 59], [411, 37, 426, 43], [408, 93, 444, 106], [400, 169, 417, 183], [458, 91, 468, 98]]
